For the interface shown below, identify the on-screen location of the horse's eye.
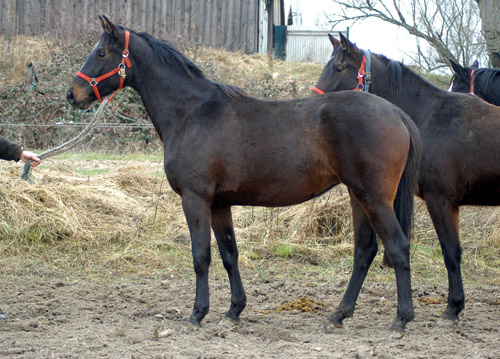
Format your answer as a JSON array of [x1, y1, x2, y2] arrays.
[[98, 51, 106, 57], [335, 65, 343, 72]]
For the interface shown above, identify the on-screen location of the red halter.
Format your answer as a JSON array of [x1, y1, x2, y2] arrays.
[[312, 53, 370, 95], [76, 30, 132, 103], [470, 68, 475, 94]]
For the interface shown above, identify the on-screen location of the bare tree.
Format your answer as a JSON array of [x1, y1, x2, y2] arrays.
[[477, 0, 500, 67], [327, 0, 486, 72]]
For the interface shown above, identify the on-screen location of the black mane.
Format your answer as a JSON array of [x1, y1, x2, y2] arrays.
[[381, 55, 443, 94], [475, 68, 500, 93], [109, 28, 250, 98]]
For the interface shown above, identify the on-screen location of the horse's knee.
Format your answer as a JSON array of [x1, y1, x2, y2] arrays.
[[192, 252, 211, 275], [220, 251, 238, 269], [385, 241, 410, 270], [442, 244, 463, 271]]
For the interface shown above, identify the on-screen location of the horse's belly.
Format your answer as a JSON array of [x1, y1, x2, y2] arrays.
[[214, 177, 340, 207], [461, 179, 500, 206]]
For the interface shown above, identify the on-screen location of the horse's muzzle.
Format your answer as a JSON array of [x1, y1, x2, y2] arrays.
[[66, 87, 90, 109]]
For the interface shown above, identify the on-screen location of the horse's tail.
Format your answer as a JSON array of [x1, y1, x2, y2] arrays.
[[385, 111, 421, 266]]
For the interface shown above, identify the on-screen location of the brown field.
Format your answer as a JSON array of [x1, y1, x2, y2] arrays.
[[1, 35, 499, 358]]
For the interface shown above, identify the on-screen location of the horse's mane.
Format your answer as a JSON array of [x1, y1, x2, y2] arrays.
[[475, 68, 500, 93], [378, 54, 443, 94], [107, 28, 250, 99]]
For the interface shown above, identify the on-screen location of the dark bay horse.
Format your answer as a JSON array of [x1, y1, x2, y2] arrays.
[[313, 33, 500, 326], [67, 16, 421, 333], [449, 60, 500, 105]]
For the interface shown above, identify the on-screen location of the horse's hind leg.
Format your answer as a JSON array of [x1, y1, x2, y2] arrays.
[[425, 196, 464, 325], [363, 201, 414, 332], [212, 206, 247, 322], [328, 196, 378, 329]]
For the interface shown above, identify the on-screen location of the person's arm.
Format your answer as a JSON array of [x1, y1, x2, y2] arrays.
[[0, 135, 23, 161], [0, 135, 41, 167]]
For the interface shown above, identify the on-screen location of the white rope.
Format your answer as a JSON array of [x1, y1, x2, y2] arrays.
[[21, 100, 108, 182]]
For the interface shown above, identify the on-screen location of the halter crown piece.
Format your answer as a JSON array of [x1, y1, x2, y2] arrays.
[[76, 30, 132, 103]]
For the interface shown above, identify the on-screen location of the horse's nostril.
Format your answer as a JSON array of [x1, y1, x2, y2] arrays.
[[66, 90, 74, 102]]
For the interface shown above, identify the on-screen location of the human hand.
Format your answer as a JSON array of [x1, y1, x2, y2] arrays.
[[19, 151, 41, 168]]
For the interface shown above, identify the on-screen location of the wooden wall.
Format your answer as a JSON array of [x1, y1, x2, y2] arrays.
[[0, 0, 261, 53]]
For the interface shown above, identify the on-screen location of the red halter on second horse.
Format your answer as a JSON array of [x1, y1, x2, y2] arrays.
[[470, 68, 475, 95], [76, 30, 132, 102]]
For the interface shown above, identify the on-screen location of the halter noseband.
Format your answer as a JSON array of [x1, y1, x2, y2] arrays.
[[312, 49, 372, 95], [76, 30, 132, 103]]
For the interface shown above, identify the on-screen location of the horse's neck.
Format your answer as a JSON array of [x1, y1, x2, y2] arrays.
[[129, 52, 209, 140], [372, 62, 442, 126]]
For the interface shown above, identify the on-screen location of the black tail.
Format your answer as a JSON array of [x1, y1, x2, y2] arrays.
[[384, 112, 421, 267]]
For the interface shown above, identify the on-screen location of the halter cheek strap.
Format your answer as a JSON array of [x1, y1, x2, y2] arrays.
[[470, 69, 475, 95], [312, 49, 372, 95], [356, 50, 372, 92], [76, 30, 132, 103]]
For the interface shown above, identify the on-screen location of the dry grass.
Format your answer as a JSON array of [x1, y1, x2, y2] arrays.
[[1, 156, 499, 286], [0, 35, 64, 86]]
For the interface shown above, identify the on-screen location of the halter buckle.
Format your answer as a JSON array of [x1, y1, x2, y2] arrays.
[[90, 78, 98, 86], [365, 72, 372, 84], [118, 64, 126, 78]]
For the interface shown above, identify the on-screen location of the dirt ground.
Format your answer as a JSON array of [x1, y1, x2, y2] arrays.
[[1, 266, 499, 359]]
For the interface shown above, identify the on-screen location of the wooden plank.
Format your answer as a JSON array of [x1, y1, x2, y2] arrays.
[[195, 0, 205, 44], [146, 0, 153, 34], [125, 0, 133, 27], [232, 0, 242, 51], [247, 0, 257, 53]]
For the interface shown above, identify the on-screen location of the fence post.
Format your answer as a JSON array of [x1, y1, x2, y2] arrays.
[[2, 0, 16, 65]]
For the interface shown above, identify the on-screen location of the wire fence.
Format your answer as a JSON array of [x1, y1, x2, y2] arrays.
[[0, 121, 161, 153]]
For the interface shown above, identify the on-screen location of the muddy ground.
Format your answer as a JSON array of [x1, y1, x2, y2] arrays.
[[1, 266, 499, 359]]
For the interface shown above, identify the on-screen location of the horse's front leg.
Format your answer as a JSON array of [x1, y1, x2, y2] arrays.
[[212, 206, 246, 322], [328, 197, 378, 329], [182, 192, 212, 327]]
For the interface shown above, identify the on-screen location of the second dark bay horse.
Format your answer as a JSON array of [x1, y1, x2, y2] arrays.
[[313, 33, 500, 327], [67, 16, 421, 333], [449, 59, 500, 105]]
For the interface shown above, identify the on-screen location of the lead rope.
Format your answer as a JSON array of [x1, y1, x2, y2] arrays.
[[21, 99, 108, 182]]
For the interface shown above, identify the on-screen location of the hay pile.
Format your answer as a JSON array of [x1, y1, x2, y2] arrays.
[[0, 156, 499, 281], [0, 158, 355, 275]]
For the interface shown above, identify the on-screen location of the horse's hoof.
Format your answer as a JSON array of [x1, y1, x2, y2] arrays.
[[437, 317, 458, 327], [389, 329, 405, 340], [185, 317, 202, 330], [219, 317, 240, 328], [324, 320, 342, 333]]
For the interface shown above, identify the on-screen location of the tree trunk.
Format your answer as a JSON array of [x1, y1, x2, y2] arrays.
[[477, 0, 500, 67]]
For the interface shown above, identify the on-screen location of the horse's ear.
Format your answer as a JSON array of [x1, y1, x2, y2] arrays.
[[99, 15, 118, 37], [471, 60, 479, 68], [328, 34, 341, 49], [338, 32, 357, 54], [449, 60, 466, 77]]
